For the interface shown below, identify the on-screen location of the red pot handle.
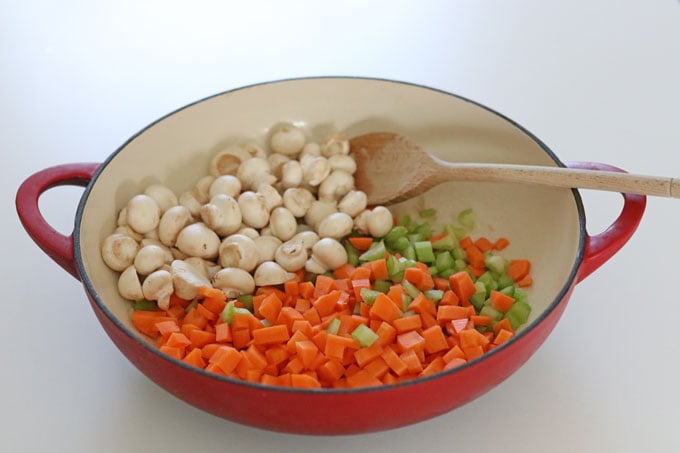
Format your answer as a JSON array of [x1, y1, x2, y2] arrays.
[[566, 161, 647, 282], [15, 163, 100, 281]]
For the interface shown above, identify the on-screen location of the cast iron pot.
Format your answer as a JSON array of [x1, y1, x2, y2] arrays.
[[16, 77, 645, 435]]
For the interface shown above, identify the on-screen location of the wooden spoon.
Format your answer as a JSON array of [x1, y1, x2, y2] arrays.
[[350, 132, 680, 205]]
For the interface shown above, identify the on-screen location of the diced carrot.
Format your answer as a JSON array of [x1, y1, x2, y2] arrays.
[[396, 330, 426, 354], [507, 259, 531, 282], [196, 302, 217, 322], [470, 315, 492, 327], [369, 293, 403, 323], [258, 292, 283, 325], [408, 292, 436, 316], [437, 305, 471, 323], [443, 345, 466, 363], [517, 274, 533, 287], [494, 237, 510, 250], [474, 237, 494, 252], [324, 334, 359, 361], [317, 359, 345, 383], [459, 236, 473, 249], [448, 271, 476, 302], [252, 324, 290, 346], [291, 373, 322, 389], [182, 348, 206, 368], [209, 346, 242, 373], [493, 317, 514, 335], [433, 277, 450, 291], [313, 290, 341, 317], [333, 263, 356, 280], [155, 320, 180, 336], [131, 310, 173, 338], [439, 290, 460, 306], [363, 356, 389, 379], [392, 314, 422, 334], [494, 329, 514, 345], [490, 290, 516, 313], [348, 236, 374, 251], [189, 329, 216, 349], [420, 356, 445, 376], [314, 275, 337, 298], [422, 325, 449, 354], [215, 322, 232, 343], [465, 245, 486, 269], [381, 347, 409, 376], [443, 357, 467, 370], [375, 321, 397, 347], [399, 349, 424, 374], [159, 345, 184, 360], [346, 369, 383, 388]]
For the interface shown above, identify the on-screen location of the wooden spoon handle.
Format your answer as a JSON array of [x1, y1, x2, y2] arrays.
[[433, 160, 680, 198]]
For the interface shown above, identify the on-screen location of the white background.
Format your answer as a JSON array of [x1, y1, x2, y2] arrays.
[[2, 1, 679, 451]]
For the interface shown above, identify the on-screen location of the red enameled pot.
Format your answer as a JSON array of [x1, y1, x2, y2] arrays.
[[15, 77, 645, 434]]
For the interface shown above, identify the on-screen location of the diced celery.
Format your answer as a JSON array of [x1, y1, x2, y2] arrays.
[[445, 224, 467, 241], [391, 270, 404, 283], [413, 223, 432, 240], [399, 214, 414, 230], [452, 247, 467, 261], [385, 225, 409, 242], [500, 285, 515, 298], [419, 208, 436, 218], [398, 257, 417, 269], [408, 233, 424, 243], [423, 289, 444, 302], [479, 304, 504, 321], [458, 208, 476, 229], [220, 301, 237, 323], [454, 259, 468, 272], [237, 294, 254, 311], [470, 282, 487, 311], [477, 272, 498, 296], [402, 295, 413, 312], [497, 274, 515, 290], [327, 317, 341, 335], [373, 279, 391, 294], [484, 254, 507, 275], [387, 255, 400, 275], [435, 251, 455, 272], [513, 288, 528, 305], [414, 240, 436, 263], [402, 244, 416, 261], [360, 288, 382, 305], [344, 240, 360, 266], [431, 233, 456, 251], [438, 268, 457, 279], [428, 265, 439, 276], [351, 324, 379, 347], [402, 279, 421, 299], [387, 236, 410, 251], [505, 300, 531, 329], [358, 241, 386, 262], [133, 299, 157, 311]]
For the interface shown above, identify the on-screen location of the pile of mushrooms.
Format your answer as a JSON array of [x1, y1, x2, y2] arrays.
[[101, 123, 394, 310]]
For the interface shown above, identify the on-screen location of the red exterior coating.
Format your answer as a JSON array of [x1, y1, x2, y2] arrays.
[[16, 161, 646, 434]]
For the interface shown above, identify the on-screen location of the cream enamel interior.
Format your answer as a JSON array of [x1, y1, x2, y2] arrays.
[[77, 78, 582, 344]]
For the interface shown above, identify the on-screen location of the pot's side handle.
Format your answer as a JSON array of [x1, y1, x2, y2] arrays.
[[566, 161, 647, 283], [15, 163, 100, 281]]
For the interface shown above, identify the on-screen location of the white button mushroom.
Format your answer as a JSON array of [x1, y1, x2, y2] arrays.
[[338, 190, 368, 218], [256, 183, 283, 212], [200, 194, 242, 237], [113, 225, 144, 242], [318, 170, 354, 202], [309, 237, 348, 271], [253, 261, 297, 286], [367, 206, 394, 238], [208, 175, 242, 199], [218, 234, 259, 272], [175, 222, 221, 259], [328, 154, 357, 174], [237, 226, 260, 239], [126, 194, 161, 234], [274, 239, 308, 272], [268, 207, 297, 242], [269, 124, 306, 156], [134, 244, 168, 275], [353, 209, 371, 235], [117, 265, 143, 300], [144, 184, 179, 213], [267, 153, 292, 179], [280, 160, 303, 189], [237, 157, 275, 191], [117, 207, 128, 227], [253, 235, 283, 265], [209, 144, 251, 176], [316, 212, 354, 239], [101, 233, 140, 272], [212, 267, 256, 298], [301, 156, 331, 186], [244, 143, 267, 159], [158, 205, 193, 247], [170, 260, 212, 300], [183, 256, 221, 279], [299, 142, 321, 159], [321, 133, 350, 157], [141, 269, 174, 310], [290, 230, 320, 252], [282, 187, 315, 218], [237, 191, 270, 229], [304, 200, 337, 230]]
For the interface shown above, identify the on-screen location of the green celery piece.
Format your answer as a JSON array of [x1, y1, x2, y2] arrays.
[[344, 240, 360, 266], [398, 257, 417, 269], [327, 317, 341, 335], [391, 270, 404, 283], [438, 268, 456, 279], [351, 324, 379, 347], [505, 300, 531, 329], [453, 259, 468, 272], [133, 299, 158, 311], [359, 288, 382, 305], [399, 214, 413, 229], [479, 304, 504, 321], [237, 294, 254, 311], [402, 294, 413, 312], [435, 251, 455, 272], [431, 233, 457, 251], [513, 288, 528, 305], [500, 285, 515, 298], [428, 265, 439, 277], [373, 279, 391, 294], [220, 300, 237, 323], [484, 254, 507, 275], [423, 289, 444, 302], [497, 273, 515, 290], [402, 279, 421, 299], [386, 255, 401, 277], [419, 208, 436, 218], [402, 244, 417, 261], [358, 241, 387, 262], [445, 224, 467, 241], [458, 208, 476, 229], [452, 247, 467, 261], [470, 282, 488, 311], [385, 225, 409, 243], [413, 223, 432, 240], [414, 240, 436, 263], [386, 236, 410, 252], [408, 233, 424, 243]]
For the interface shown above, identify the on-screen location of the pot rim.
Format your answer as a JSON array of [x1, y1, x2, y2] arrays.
[[73, 76, 587, 394]]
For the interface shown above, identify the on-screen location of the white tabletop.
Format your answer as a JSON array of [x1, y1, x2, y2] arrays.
[[3, 1, 680, 451]]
